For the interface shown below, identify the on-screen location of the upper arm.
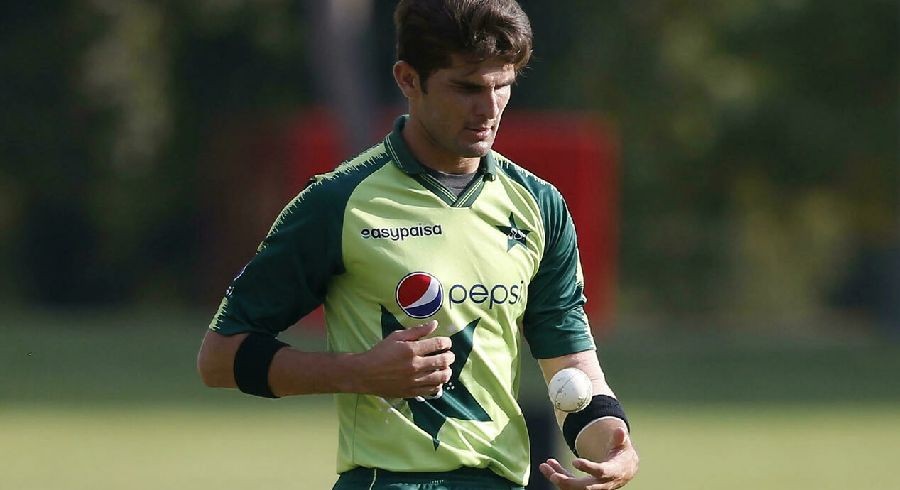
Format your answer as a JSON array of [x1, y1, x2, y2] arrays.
[[522, 185, 595, 359], [209, 180, 345, 337]]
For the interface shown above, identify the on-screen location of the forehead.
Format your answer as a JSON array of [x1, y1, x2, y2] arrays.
[[433, 54, 516, 84]]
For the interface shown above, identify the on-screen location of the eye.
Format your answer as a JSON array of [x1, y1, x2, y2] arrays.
[[457, 85, 482, 94]]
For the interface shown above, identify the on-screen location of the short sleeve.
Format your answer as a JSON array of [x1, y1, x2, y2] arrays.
[[523, 190, 596, 359], [209, 179, 343, 336]]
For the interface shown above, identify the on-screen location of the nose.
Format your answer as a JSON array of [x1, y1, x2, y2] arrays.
[[475, 88, 502, 120]]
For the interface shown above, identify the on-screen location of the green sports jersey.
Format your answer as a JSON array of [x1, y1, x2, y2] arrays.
[[210, 116, 595, 486]]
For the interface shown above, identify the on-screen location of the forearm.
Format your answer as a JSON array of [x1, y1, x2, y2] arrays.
[[573, 416, 629, 460], [539, 350, 616, 426], [268, 347, 360, 396], [197, 330, 362, 397], [537, 358, 639, 486], [198, 324, 453, 399], [538, 351, 631, 456]]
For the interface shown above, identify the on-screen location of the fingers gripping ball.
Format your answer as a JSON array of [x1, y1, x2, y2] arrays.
[[548, 367, 592, 413]]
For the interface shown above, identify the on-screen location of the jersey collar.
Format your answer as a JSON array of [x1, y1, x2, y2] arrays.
[[385, 115, 498, 182]]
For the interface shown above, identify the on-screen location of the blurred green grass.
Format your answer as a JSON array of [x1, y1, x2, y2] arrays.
[[2, 309, 899, 489]]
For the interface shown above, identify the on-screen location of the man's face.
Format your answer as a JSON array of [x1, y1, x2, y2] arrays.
[[408, 55, 516, 161]]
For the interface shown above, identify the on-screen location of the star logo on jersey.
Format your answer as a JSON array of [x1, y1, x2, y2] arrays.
[[496, 213, 530, 251], [380, 306, 491, 449]]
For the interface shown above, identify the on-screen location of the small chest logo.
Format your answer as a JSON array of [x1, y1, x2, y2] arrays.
[[396, 272, 443, 318], [496, 213, 531, 251]]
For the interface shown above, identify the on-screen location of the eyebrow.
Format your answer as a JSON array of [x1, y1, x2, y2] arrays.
[[449, 77, 516, 90]]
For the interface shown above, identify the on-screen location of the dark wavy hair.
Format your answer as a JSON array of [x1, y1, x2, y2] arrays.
[[394, 0, 533, 90]]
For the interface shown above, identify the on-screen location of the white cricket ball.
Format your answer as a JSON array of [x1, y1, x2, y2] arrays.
[[548, 367, 592, 413]]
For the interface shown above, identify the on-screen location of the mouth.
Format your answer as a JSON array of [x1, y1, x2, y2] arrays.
[[466, 125, 494, 140]]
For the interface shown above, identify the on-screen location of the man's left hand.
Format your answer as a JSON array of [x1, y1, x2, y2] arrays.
[[539, 426, 639, 490]]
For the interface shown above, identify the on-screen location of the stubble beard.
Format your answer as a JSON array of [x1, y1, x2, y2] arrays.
[[422, 123, 491, 160], [458, 127, 499, 158], [458, 140, 492, 158]]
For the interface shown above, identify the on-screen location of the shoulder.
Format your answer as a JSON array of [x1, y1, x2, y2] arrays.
[[492, 151, 571, 241], [268, 142, 392, 236], [307, 142, 393, 199], [492, 151, 566, 208]]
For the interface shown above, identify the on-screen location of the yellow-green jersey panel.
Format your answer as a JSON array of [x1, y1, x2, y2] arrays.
[[210, 116, 596, 486]]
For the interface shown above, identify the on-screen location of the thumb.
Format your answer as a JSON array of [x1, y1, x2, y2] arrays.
[[390, 320, 438, 341]]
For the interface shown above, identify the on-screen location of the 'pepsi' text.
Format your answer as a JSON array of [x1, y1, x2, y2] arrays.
[[448, 281, 525, 309]]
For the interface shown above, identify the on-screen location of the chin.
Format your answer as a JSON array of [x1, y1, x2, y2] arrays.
[[459, 142, 493, 158]]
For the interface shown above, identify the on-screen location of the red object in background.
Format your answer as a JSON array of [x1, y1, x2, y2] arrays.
[[285, 110, 618, 335], [285, 108, 356, 180], [492, 113, 619, 334]]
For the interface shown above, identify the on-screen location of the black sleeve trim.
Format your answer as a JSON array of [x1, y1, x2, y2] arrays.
[[562, 395, 630, 456], [233, 333, 289, 398]]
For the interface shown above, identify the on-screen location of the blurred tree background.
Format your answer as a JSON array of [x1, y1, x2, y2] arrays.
[[0, 0, 897, 334]]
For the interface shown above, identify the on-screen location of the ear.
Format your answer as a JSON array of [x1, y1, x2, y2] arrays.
[[393, 61, 422, 99]]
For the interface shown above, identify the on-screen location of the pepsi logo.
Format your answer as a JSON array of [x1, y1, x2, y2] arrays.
[[395, 272, 443, 318]]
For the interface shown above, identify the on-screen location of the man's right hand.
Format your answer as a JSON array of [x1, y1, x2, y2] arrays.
[[352, 320, 454, 399]]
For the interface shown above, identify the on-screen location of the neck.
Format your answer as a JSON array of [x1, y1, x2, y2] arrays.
[[401, 118, 480, 174]]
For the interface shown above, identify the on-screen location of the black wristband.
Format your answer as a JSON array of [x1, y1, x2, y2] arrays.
[[233, 332, 289, 398], [562, 395, 630, 457]]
